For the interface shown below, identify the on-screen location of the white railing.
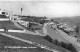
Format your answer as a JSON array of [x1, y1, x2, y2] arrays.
[[0, 29, 25, 33], [8, 30, 24, 33], [0, 29, 4, 31], [0, 18, 10, 21]]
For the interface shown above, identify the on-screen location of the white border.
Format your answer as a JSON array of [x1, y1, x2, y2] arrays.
[[0, 0, 79, 2]]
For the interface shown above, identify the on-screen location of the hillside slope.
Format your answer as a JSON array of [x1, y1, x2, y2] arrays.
[[0, 34, 52, 52], [1, 32, 71, 52]]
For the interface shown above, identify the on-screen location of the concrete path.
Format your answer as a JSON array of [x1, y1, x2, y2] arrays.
[[11, 20, 24, 29], [43, 23, 51, 35], [43, 22, 56, 35], [43, 23, 48, 35]]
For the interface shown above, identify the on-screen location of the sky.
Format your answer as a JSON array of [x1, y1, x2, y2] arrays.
[[0, 1, 80, 18]]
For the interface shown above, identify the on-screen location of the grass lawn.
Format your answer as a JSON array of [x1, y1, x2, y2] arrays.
[[2, 32, 70, 52], [0, 21, 23, 30], [0, 34, 37, 47], [0, 34, 52, 52]]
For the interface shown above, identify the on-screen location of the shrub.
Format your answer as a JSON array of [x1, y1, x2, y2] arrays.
[[53, 39, 60, 45], [44, 35, 78, 52], [60, 42, 78, 52], [75, 25, 80, 35], [44, 35, 53, 42], [60, 41, 67, 48], [66, 43, 77, 52]]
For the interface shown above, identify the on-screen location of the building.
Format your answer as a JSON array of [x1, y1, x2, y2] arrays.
[[0, 9, 10, 21], [0, 10, 10, 17], [18, 20, 29, 27]]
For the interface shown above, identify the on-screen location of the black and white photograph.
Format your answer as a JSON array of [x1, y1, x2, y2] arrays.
[[0, 0, 80, 52]]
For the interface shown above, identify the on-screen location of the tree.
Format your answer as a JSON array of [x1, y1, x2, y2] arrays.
[[75, 24, 80, 35], [44, 35, 78, 52], [54, 40, 78, 52], [67, 43, 78, 52], [53, 39, 60, 45], [44, 35, 53, 43], [60, 42, 78, 52], [28, 22, 31, 27], [40, 20, 45, 25], [60, 41, 67, 48]]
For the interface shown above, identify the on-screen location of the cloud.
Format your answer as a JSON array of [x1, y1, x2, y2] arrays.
[[23, 2, 80, 17], [0, 1, 80, 18]]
